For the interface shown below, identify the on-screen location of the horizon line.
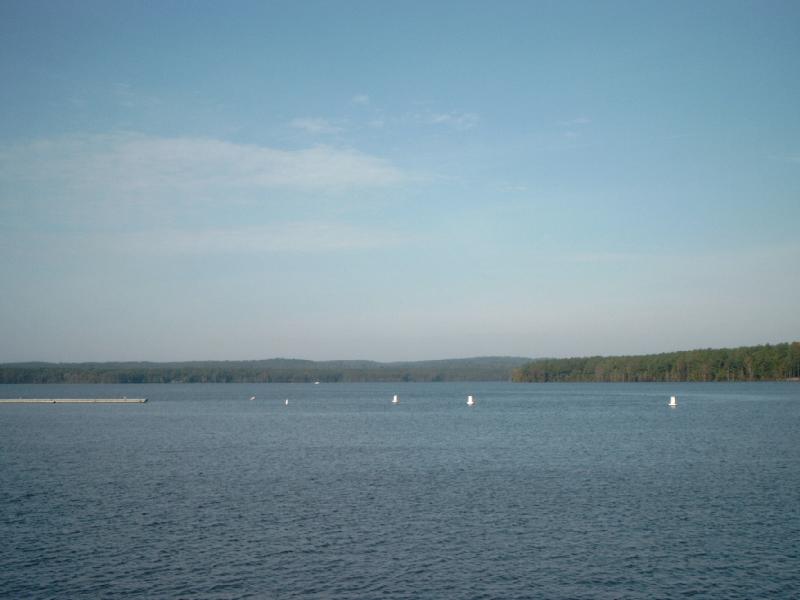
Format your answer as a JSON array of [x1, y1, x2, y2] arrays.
[[2, 340, 797, 367]]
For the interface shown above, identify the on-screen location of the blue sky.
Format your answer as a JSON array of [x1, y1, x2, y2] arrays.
[[1, 1, 798, 362]]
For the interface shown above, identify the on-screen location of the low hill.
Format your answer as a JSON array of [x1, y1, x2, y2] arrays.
[[511, 342, 800, 383], [0, 356, 533, 384]]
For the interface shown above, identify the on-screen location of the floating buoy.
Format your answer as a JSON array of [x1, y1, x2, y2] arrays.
[[249, 395, 256, 401], [392, 394, 399, 404], [467, 395, 475, 407], [285, 398, 289, 406], [669, 395, 677, 407]]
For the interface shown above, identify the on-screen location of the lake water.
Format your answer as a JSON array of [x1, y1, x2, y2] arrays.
[[1, 382, 798, 598]]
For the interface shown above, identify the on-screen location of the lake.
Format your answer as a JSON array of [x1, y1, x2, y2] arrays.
[[1, 382, 798, 598]]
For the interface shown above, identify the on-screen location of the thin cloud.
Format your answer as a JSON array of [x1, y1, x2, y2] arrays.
[[26, 222, 409, 257], [112, 82, 162, 109], [498, 182, 529, 193], [431, 112, 479, 130], [289, 117, 344, 134], [352, 94, 370, 105], [421, 111, 479, 130], [559, 117, 590, 139], [144, 222, 405, 255], [0, 133, 407, 201]]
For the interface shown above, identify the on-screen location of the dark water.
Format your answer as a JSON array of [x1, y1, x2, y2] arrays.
[[1, 382, 798, 599]]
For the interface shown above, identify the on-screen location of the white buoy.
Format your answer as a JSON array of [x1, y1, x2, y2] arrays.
[[467, 395, 475, 407], [249, 395, 256, 401], [392, 394, 399, 404], [669, 395, 677, 407], [285, 398, 289, 406]]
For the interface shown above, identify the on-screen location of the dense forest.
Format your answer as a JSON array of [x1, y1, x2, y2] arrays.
[[512, 342, 800, 383], [0, 356, 531, 384]]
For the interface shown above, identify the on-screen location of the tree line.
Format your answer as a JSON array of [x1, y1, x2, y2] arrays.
[[511, 342, 800, 383], [4, 345, 798, 384], [0, 357, 531, 384]]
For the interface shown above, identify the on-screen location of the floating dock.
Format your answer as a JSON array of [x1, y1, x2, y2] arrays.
[[0, 398, 147, 404]]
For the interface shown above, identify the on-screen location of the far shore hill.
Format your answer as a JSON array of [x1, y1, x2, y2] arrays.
[[1, 343, 798, 384]]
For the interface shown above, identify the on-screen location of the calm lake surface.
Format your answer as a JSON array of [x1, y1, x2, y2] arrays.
[[1, 382, 799, 599]]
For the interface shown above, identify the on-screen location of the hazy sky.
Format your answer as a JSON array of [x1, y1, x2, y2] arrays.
[[1, 1, 798, 362]]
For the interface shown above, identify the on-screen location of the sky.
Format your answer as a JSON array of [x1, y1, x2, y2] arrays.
[[1, 0, 798, 363]]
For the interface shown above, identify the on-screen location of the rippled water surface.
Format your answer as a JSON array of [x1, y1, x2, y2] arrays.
[[2, 382, 799, 598]]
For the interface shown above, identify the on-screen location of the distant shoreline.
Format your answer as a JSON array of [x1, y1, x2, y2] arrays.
[[2, 344, 798, 383], [0, 356, 531, 384], [511, 342, 800, 383]]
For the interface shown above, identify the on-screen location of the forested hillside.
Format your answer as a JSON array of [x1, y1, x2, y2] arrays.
[[5, 345, 798, 384], [512, 342, 800, 382], [0, 356, 531, 384]]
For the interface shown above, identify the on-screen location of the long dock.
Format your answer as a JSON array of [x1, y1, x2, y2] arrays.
[[0, 398, 147, 404]]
